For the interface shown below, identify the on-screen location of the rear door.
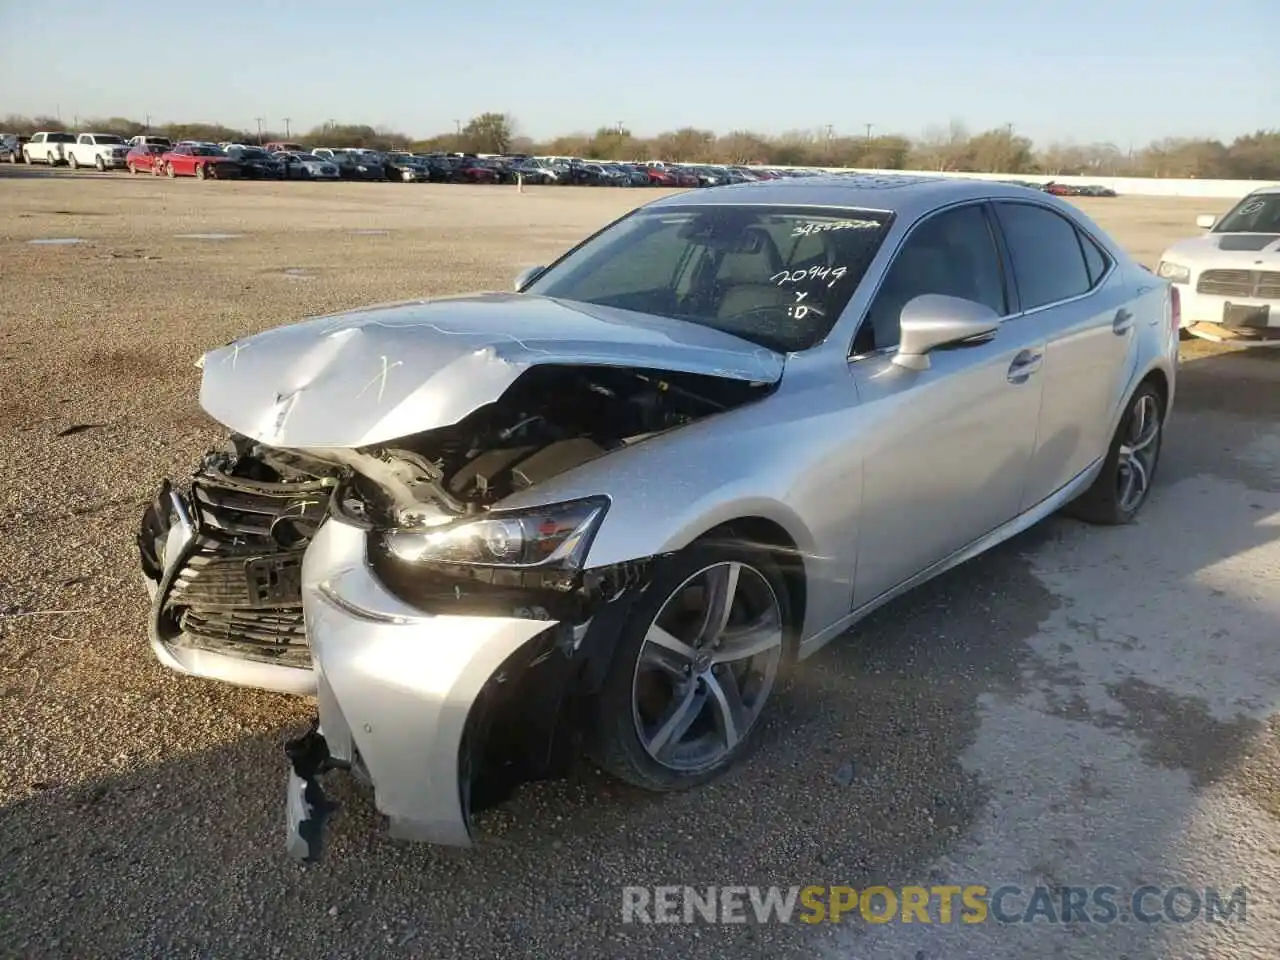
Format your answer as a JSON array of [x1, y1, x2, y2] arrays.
[[991, 201, 1137, 509]]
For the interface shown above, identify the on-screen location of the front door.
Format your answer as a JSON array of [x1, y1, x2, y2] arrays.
[[849, 202, 1047, 605]]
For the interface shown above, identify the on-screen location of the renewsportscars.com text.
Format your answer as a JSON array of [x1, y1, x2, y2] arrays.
[[621, 885, 1248, 925]]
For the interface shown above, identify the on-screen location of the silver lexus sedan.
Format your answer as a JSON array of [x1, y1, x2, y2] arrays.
[[137, 174, 1179, 860]]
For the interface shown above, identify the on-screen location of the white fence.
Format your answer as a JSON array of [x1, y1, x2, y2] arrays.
[[783, 166, 1272, 200]]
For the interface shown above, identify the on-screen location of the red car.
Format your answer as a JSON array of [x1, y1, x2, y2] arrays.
[[646, 167, 678, 186], [454, 160, 498, 183], [125, 143, 167, 175], [158, 144, 241, 180], [667, 167, 700, 188]]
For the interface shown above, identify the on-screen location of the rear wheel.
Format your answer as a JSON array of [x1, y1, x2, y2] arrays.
[[1065, 381, 1164, 525], [589, 541, 794, 791], [196, 163, 207, 180]]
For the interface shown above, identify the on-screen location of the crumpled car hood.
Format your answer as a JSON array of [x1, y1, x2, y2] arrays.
[[1162, 232, 1280, 267], [198, 292, 785, 448]]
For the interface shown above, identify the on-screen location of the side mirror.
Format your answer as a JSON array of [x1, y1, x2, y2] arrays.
[[514, 265, 545, 292], [1195, 214, 1217, 229], [892, 295, 1000, 371]]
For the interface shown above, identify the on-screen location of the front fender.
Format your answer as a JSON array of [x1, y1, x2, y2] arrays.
[[494, 398, 863, 642]]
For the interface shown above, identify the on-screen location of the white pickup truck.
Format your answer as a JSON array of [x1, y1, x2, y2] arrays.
[[22, 131, 77, 165], [66, 132, 131, 170]]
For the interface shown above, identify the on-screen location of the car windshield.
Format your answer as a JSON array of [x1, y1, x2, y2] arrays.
[[1214, 194, 1280, 234], [525, 204, 894, 353], [239, 148, 269, 159], [192, 147, 225, 156], [294, 154, 321, 161], [95, 135, 126, 144]]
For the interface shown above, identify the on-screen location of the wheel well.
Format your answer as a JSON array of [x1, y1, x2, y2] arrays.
[[697, 517, 807, 636], [1139, 368, 1170, 417]]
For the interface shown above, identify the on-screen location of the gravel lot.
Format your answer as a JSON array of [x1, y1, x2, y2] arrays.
[[1, 170, 1276, 959]]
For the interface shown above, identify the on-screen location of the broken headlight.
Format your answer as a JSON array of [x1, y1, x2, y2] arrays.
[[382, 497, 609, 570]]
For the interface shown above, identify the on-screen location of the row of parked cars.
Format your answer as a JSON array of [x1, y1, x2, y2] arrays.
[[0, 130, 840, 186], [0, 131, 1123, 195]]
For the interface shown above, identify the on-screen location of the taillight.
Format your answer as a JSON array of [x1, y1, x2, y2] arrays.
[[1170, 285, 1181, 333]]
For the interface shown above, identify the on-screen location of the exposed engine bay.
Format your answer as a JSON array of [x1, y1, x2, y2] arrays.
[[316, 364, 770, 526], [139, 364, 770, 668]]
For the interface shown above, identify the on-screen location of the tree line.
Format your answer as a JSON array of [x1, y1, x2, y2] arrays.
[[4, 111, 1277, 180]]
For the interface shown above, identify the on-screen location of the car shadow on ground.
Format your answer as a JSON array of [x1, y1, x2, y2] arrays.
[[3, 344, 1278, 959]]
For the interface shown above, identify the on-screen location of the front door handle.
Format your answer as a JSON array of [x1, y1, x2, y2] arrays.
[[1007, 349, 1043, 384], [1113, 308, 1134, 334]]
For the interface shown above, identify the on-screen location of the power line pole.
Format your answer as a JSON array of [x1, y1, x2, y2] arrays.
[[282, 117, 291, 138], [864, 123, 873, 141], [454, 119, 461, 135], [254, 117, 265, 144]]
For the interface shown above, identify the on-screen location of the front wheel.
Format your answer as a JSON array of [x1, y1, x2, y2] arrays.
[[1065, 381, 1164, 525], [589, 542, 794, 791], [166, 162, 176, 178], [196, 163, 207, 180], [68, 153, 79, 169], [95, 155, 106, 171]]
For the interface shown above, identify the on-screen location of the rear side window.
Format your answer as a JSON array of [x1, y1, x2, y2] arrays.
[[1079, 232, 1111, 287], [994, 203, 1092, 311]]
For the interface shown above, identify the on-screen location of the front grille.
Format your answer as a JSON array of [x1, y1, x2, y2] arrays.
[[162, 463, 333, 668], [1197, 269, 1280, 298]]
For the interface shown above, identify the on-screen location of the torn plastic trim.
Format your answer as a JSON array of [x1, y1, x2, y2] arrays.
[[284, 722, 344, 863]]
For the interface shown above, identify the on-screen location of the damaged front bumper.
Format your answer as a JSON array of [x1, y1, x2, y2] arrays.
[[296, 516, 577, 853], [138, 474, 326, 695], [139, 450, 653, 861]]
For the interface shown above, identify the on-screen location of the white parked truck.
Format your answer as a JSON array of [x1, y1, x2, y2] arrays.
[[67, 132, 130, 170], [23, 131, 77, 165]]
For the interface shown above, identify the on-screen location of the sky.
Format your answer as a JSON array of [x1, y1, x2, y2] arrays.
[[1, 0, 1275, 148]]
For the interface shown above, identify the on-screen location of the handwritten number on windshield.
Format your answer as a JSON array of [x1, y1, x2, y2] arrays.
[[771, 265, 848, 290]]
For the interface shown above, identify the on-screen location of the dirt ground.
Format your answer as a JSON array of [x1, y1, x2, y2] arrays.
[[1, 172, 1275, 960]]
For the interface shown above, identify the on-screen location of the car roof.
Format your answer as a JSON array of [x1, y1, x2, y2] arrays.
[[648, 173, 1059, 217], [1247, 184, 1280, 196]]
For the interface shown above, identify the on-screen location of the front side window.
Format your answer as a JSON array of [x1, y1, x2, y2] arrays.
[[856, 204, 1006, 354], [994, 202, 1092, 311], [525, 205, 893, 353], [1214, 194, 1280, 234]]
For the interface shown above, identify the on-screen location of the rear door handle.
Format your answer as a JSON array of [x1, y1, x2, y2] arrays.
[[1113, 308, 1134, 334], [1007, 349, 1043, 384]]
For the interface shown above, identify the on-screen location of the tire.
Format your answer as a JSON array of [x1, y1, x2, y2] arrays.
[[127, 162, 136, 175], [1064, 380, 1164, 525], [166, 162, 176, 179], [196, 163, 207, 180], [589, 539, 795, 792], [95, 155, 105, 172], [68, 153, 79, 169]]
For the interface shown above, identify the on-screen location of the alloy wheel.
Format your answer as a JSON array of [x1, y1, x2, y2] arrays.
[[1117, 392, 1161, 513], [631, 560, 784, 773]]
